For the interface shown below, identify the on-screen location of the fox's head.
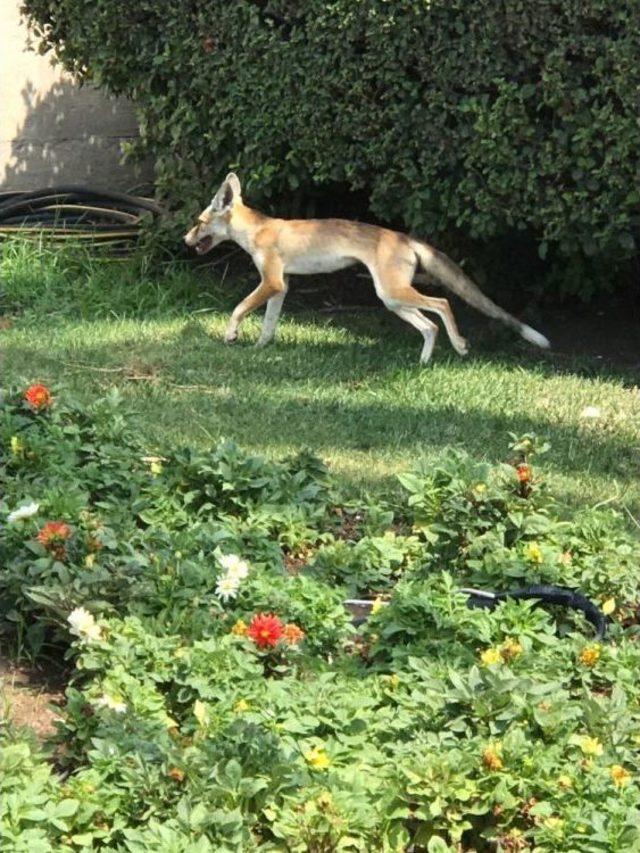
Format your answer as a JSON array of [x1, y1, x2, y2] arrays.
[[184, 173, 242, 255]]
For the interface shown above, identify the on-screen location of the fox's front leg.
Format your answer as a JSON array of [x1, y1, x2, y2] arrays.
[[226, 255, 285, 344], [224, 281, 276, 343], [256, 276, 289, 347]]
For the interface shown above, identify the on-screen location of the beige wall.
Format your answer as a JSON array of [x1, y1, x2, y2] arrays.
[[1, 1, 152, 192]]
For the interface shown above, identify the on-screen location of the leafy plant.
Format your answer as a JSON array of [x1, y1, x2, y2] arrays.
[[2, 385, 640, 850]]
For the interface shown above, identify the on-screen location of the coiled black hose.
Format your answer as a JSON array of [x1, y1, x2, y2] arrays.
[[0, 186, 162, 253]]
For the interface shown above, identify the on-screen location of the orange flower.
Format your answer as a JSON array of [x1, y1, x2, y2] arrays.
[[500, 638, 523, 662], [24, 384, 53, 411], [37, 521, 71, 546], [610, 765, 631, 787], [482, 744, 504, 771], [167, 767, 185, 782], [516, 463, 532, 484], [231, 619, 248, 636], [247, 613, 284, 649], [282, 623, 305, 646], [579, 645, 601, 667], [37, 521, 71, 559]]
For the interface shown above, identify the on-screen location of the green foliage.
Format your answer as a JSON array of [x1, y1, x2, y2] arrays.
[[21, 0, 640, 283], [307, 532, 425, 596], [0, 386, 344, 656], [0, 238, 213, 319], [2, 386, 640, 850], [396, 435, 640, 608]]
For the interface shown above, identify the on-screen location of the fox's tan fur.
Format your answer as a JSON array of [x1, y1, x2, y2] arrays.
[[184, 174, 550, 362]]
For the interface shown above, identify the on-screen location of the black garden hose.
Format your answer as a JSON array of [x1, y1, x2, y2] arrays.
[[462, 584, 608, 640], [0, 186, 163, 253], [346, 584, 608, 639]]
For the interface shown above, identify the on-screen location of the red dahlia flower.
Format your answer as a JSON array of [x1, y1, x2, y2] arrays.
[[247, 613, 284, 648], [37, 521, 71, 546], [516, 463, 532, 484], [24, 384, 53, 410], [37, 521, 72, 559]]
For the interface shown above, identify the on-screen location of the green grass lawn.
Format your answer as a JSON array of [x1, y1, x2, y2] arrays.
[[3, 239, 639, 512]]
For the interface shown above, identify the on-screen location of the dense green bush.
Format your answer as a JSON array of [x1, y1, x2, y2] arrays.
[[22, 0, 639, 289]]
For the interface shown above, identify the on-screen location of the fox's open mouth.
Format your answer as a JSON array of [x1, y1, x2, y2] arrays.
[[195, 235, 214, 254]]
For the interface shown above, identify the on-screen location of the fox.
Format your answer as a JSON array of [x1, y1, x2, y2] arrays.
[[184, 173, 550, 363]]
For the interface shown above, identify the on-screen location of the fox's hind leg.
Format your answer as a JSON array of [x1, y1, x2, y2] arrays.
[[378, 273, 469, 357], [390, 307, 439, 364], [372, 251, 468, 361], [396, 289, 469, 356]]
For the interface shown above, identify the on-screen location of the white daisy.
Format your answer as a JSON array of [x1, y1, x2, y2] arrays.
[[95, 694, 127, 713], [7, 502, 40, 522], [218, 553, 250, 580], [67, 607, 102, 642], [215, 574, 241, 602]]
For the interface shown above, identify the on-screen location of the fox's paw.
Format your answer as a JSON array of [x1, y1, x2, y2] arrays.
[[454, 337, 469, 356], [224, 330, 238, 344]]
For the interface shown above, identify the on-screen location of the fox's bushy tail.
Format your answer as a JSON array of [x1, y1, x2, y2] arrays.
[[410, 239, 550, 349]]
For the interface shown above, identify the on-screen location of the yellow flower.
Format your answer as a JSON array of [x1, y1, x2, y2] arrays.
[[371, 596, 384, 614], [482, 743, 503, 772], [610, 765, 631, 787], [523, 541, 543, 564], [579, 645, 601, 667], [304, 745, 331, 770], [231, 619, 248, 636], [193, 699, 208, 726], [234, 699, 250, 713], [150, 461, 163, 476], [10, 435, 24, 456], [315, 791, 333, 809], [602, 598, 616, 616], [480, 647, 502, 667], [84, 553, 95, 568], [500, 638, 523, 662], [543, 817, 564, 832], [557, 775, 573, 790], [473, 483, 487, 495], [389, 673, 400, 689], [578, 736, 603, 757], [504, 829, 524, 843]]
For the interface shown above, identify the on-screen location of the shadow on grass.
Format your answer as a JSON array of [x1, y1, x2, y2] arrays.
[[283, 306, 640, 387], [167, 385, 639, 483]]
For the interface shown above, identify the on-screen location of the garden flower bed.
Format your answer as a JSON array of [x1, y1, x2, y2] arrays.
[[1, 386, 639, 851]]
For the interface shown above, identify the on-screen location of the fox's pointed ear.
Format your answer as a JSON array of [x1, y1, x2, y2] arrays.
[[225, 173, 242, 197], [210, 173, 241, 213]]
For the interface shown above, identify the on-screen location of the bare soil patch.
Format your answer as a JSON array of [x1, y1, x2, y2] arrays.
[[0, 656, 66, 740]]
